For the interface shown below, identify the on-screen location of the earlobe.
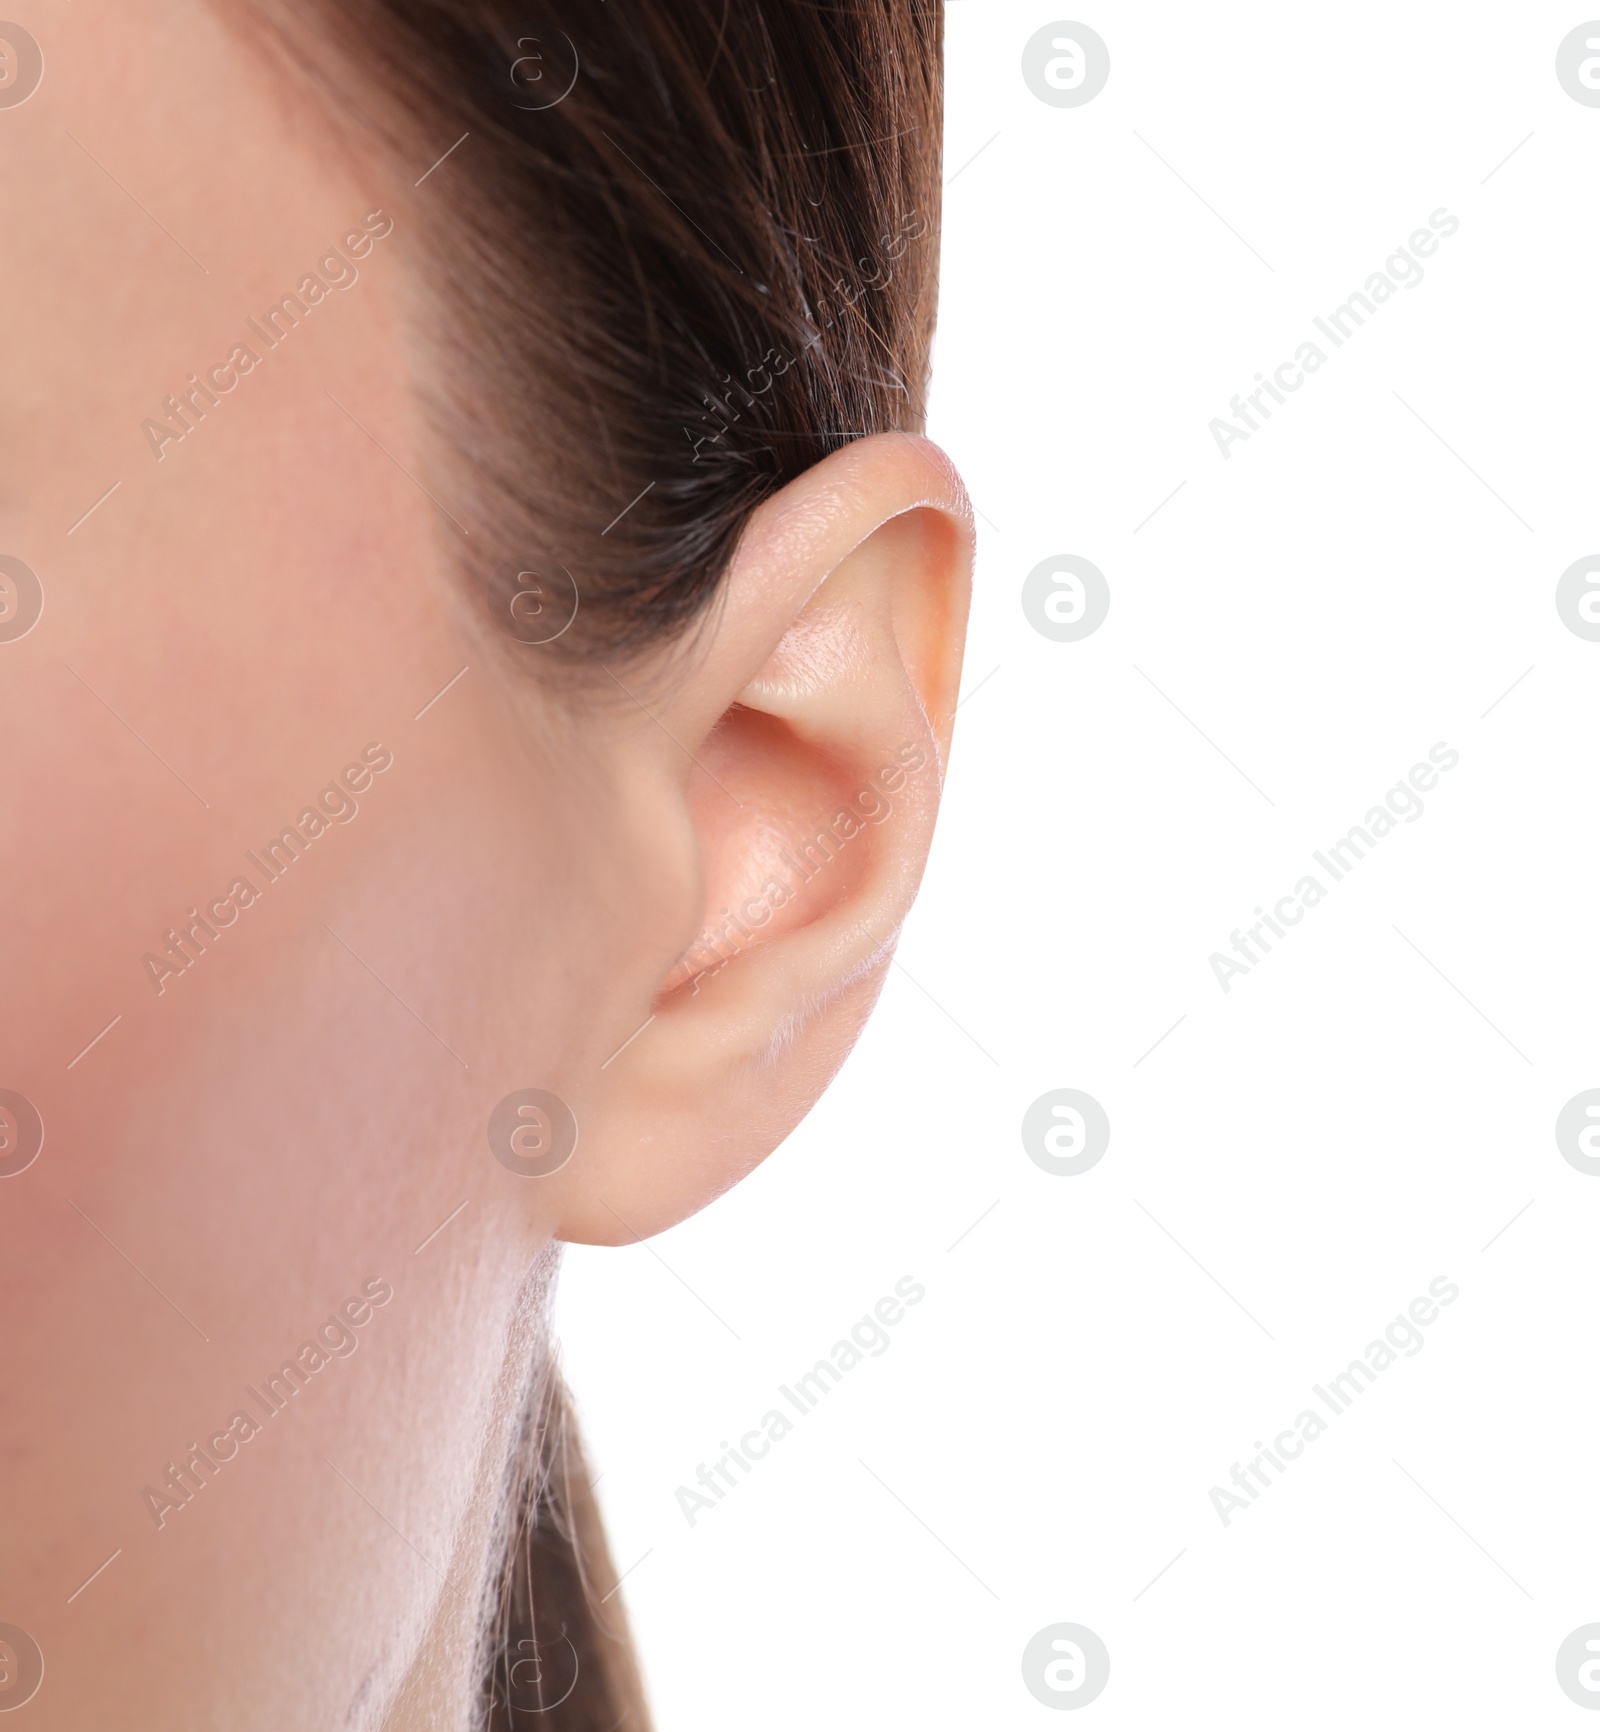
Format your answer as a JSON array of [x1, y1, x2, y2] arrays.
[[553, 433, 972, 1245]]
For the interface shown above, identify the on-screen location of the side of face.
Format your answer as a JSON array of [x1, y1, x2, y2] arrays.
[[1, 4, 631, 1723], [0, 4, 971, 1727]]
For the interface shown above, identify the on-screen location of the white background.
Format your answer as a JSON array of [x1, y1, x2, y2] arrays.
[[560, 4, 1600, 1724]]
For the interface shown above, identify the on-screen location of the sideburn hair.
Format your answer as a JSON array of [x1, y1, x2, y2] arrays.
[[234, 0, 945, 675]]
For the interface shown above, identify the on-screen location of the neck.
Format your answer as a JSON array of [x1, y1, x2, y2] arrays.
[[378, 1258, 558, 1731]]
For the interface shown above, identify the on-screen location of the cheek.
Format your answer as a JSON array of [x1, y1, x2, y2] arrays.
[[0, 9, 668, 1713], [0, 46, 574, 1715], [0, 727, 601, 1722]]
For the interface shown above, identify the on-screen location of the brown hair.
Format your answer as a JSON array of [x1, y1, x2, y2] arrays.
[[237, 0, 944, 1719], [485, 1349, 652, 1728], [248, 0, 944, 665]]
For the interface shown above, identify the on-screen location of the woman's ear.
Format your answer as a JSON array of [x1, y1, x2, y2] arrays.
[[552, 432, 972, 1244]]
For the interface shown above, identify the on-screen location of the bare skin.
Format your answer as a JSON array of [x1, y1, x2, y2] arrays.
[[0, 3, 971, 1726]]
